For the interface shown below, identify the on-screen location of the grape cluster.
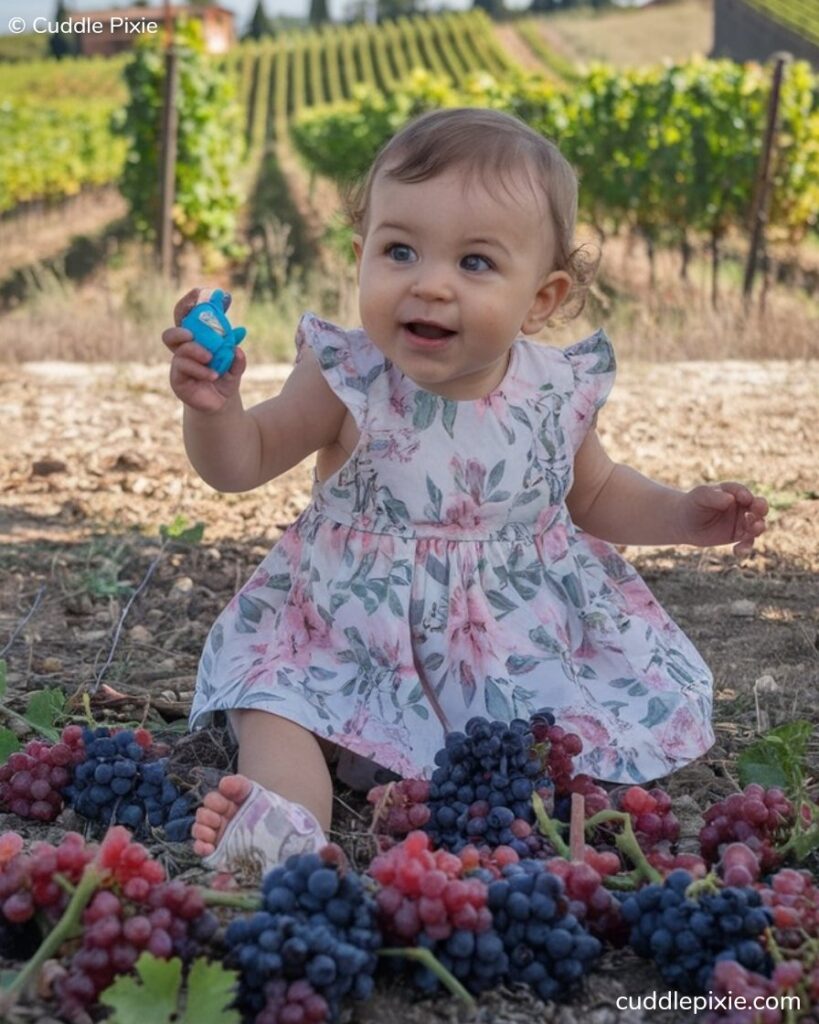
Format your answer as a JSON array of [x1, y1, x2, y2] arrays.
[[424, 715, 554, 856], [705, 957, 815, 1024], [620, 870, 772, 992], [530, 712, 583, 794], [63, 726, 195, 840], [699, 785, 795, 872], [55, 828, 218, 1021], [367, 778, 430, 840], [554, 773, 612, 821], [0, 726, 85, 822], [256, 978, 330, 1024], [0, 830, 94, 959], [225, 846, 381, 1023], [487, 859, 602, 1002], [369, 831, 493, 944], [545, 855, 626, 946], [759, 867, 819, 950], [617, 786, 679, 849]]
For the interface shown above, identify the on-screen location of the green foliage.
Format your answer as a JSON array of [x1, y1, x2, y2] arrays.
[[0, 659, 65, 752], [291, 58, 819, 248], [116, 19, 244, 259], [160, 515, 206, 545], [100, 955, 240, 1024], [739, 720, 819, 862]]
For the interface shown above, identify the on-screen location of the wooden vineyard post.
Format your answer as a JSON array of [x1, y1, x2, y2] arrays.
[[742, 53, 788, 307], [157, 1, 179, 278]]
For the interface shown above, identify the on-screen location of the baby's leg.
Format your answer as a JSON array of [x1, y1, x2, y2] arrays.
[[192, 710, 334, 868]]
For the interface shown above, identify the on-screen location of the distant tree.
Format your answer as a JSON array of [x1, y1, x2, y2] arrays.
[[244, 0, 275, 38], [472, 0, 505, 17], [49, 0, 79, 59], [309, 0, 332, 26], [376, 0, 418, 22]]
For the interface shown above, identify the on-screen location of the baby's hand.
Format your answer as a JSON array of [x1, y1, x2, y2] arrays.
[[162, 288, 246, 413], [679, 482, 769, 557]]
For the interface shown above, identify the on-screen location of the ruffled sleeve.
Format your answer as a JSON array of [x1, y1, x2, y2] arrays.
[[294, 312, 387, 428], [563, 329, 616, 453]]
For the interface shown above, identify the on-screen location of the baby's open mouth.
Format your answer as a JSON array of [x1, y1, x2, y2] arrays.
[[405, 322, 456, 340]]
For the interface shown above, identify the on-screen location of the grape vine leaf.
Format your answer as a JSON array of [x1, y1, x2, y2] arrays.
[[160, 516, 205, 546], [99, 954, 239, 1024], [24, 688, 64, 740], [737, 720, 813, 792], [0, 729, 20, 762]]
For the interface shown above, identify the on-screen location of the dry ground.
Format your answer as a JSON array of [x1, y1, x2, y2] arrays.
[[0, 349, 817, 1021]]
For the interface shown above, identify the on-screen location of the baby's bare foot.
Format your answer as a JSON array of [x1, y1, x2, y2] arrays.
[[191, 774, 254, 857], [193, 776, 328, 876]]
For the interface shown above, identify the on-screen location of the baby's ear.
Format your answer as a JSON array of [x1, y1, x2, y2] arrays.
[[522, 271, 572, 333]]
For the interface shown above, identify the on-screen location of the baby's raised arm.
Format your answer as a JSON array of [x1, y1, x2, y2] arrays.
[[567, 425, 768, 556], [163, 291, 347, 492]]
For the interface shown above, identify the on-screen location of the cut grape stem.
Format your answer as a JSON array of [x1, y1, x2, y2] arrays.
[[569, 793, 585, 862], [531, 791, 570, 858], [584, 810, 663, 885], [0, 866, 103, 1014], [685, 873, 721, 900], [377, 947, 476, 1008], [199, 888, 263, 912]]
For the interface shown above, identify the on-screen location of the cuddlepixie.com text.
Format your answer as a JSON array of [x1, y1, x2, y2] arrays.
[[615, 992, 801, 1014], [6, 16, 160, 34]]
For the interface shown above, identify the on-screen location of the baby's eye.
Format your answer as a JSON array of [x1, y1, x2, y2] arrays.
[[462, 254, 493, 272], [385, 243, 415, 263]]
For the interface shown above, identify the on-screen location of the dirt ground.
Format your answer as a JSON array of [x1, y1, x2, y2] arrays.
[[0, 355, 817, 1022]]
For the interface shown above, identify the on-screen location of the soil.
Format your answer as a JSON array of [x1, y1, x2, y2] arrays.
[[0, 355, 817, 1022]]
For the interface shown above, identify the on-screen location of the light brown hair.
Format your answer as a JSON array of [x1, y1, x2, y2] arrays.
[[342, 106, 598, 321]]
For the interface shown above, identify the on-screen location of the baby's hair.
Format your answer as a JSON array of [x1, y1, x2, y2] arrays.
[[342, 106, 599, 322]]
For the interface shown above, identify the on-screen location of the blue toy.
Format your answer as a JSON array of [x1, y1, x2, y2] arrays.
[[181, 288, 247, 376]]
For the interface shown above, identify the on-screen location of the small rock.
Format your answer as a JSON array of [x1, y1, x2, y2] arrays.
[[9, 718, 32, 738], [754, 673, 779, 694], [129, 624, 152, 644], [729, 599, 756, 618], [145, 608, 163, 623], [40, 656, 62, 673], [31, 458, 67, 476], [206, 547, 222, 562], [171, 576, 195, 596], [160, 689, 178, 702]]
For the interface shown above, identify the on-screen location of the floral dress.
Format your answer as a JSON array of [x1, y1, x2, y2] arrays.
[[190, 313, 715, 784]]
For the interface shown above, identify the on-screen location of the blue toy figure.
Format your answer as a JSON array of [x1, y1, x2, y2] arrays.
[[181, 288, 247, 376]]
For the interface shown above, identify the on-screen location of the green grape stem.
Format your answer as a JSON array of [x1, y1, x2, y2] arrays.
[[0, 866, 104, 1014], [377, 947, 476, 1008], [584, 809, 663, 885]]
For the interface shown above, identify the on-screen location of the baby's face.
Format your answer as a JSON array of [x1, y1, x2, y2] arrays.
[[352, 165, 570, 401]]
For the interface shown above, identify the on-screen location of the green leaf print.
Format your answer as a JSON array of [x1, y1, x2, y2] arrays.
[[342, 627, 373, 670], [424, 652, 445, 671], [510, 405, 532, 428], [351, 551, 377, 582], [319, 346, 345, 370], [383, 496, 410, 527], [406, 682, 423, 703], [426, 554, 449, 586], [639, 696, 674, 728], [487, 460, 506, 493], [511, 490, 540, 508], [265, 574, 292, 591], [486, 589, 518, 618], [210, 624, 223, 653], [410, 704, 430, 719], [388, 590, 403, 617], [442, 401, 457, 439], [560, 574, 584, 608], [426, 476, 443, 519], [506, 654, 539, 675], [413, 391, 437, 430], [238, 595, 265, 623], [529, 626, 562, 654], [309, 666, 337, 680], [485, 677, 512, 720]]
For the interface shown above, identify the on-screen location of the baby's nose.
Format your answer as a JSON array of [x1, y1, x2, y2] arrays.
[[410, 267, 454, 301]]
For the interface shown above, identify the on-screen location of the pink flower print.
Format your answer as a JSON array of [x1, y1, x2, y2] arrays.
[[616, 578, 669, 633], [536, 521, 569, 563], [274, 582, 333, 667], [441, 496, 483, 534], [339, 705, 419, 778], [370, 428, 420, 463], [446, 580, 505, 684], [559, 712, 614, 751], [654, 705, 714, 761]]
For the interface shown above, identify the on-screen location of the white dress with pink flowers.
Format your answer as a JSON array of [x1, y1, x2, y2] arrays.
[[189, 313, 715, 784]]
